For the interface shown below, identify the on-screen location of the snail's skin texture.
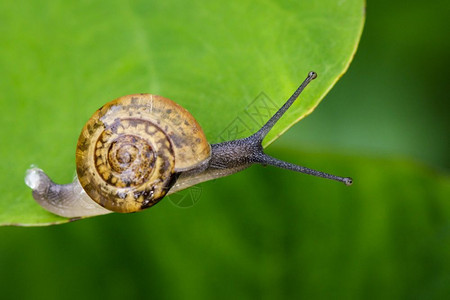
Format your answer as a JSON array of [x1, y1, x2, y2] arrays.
[[25, 71, 353, 218], [25, 168, 110, 217]]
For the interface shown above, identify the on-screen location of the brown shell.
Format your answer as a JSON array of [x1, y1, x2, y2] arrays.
[[75, 94, 211, 213]]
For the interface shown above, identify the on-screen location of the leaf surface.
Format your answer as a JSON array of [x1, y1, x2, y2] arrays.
[[0, 0, 365, 225]]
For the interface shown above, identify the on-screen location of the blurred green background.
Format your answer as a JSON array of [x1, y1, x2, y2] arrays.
[[1, 1, 449, 300]]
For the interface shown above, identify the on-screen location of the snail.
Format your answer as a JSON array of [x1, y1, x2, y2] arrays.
[[25, 71, 352, 218]]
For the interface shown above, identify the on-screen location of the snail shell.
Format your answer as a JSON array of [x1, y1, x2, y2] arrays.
[[75, 94, 210, 213]]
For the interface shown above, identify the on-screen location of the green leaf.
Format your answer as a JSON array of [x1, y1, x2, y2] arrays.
[[0, 0, 365, 226]]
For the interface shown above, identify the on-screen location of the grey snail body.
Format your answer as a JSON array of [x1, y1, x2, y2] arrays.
[[25, 72, 352, 218]]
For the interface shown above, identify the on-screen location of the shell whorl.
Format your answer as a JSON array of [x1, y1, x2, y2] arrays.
[[76, 94, 211, 213]]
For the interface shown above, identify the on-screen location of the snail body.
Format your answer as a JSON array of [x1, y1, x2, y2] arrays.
[[26, 72, 352, 218]]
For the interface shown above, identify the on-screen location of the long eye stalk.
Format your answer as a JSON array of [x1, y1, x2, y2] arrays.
[[249, 71, 353, 186], [253, 71, 318, 142]]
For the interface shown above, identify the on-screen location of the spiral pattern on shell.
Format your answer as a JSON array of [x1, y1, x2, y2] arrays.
[[76, 94, 211, 213]]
